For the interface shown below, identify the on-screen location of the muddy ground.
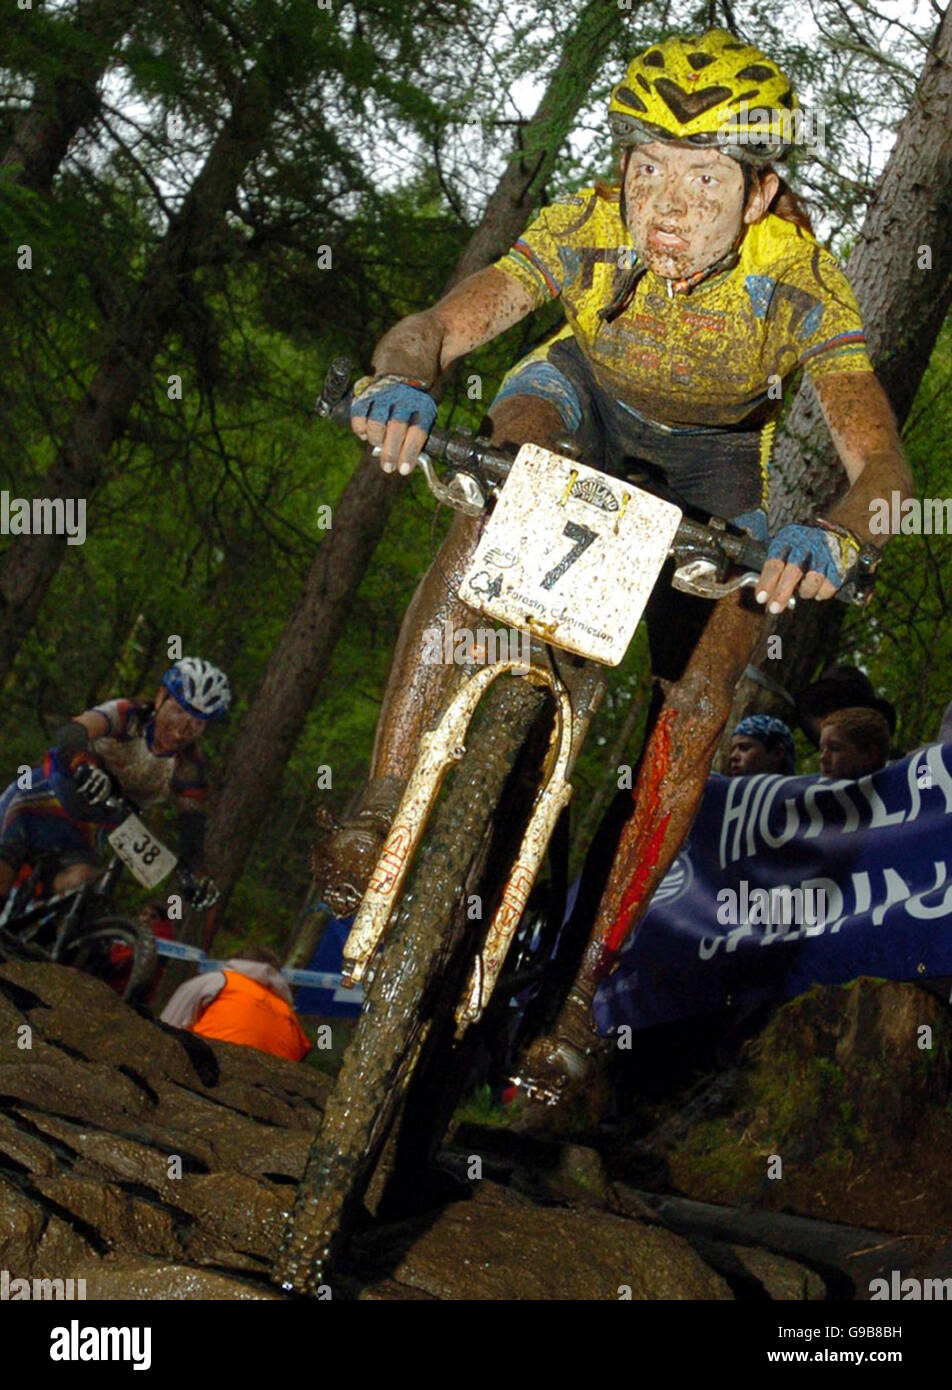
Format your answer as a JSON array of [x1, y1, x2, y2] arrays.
[[0, 962, 948, 1300]]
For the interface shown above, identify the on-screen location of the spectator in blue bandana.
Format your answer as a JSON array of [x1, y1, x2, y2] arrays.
[[729, 715, 796, 776]]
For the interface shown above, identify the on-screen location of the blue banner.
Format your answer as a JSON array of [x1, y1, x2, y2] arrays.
[[593, 744, 952, 1035]]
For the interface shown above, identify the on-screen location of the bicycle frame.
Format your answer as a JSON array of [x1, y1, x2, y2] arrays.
[[0, 854, 122, 961]]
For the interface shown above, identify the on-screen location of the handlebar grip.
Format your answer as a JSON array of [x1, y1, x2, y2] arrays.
[[316, 356, 357, 418]]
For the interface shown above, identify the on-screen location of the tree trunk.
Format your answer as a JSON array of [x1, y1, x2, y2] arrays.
[[2, 0, 139, 192], [206, 0, 624, 912], [727, 7, 952, 737], [0, 63, 286, 682]]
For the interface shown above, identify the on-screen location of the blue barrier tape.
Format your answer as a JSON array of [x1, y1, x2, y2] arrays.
[[154, 938, 363, 1003]]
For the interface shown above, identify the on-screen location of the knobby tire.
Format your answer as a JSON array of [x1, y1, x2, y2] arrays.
[[60, 915, 158, 1004], [276, 675, 549, 1295]]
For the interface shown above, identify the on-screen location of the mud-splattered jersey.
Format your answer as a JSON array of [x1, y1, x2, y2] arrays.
[[87, 699, 207, 810], [493, 186, 872, 429]]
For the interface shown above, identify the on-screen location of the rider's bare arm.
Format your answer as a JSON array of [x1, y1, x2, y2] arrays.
[[49, 711, 110, 773], [755, 371, 912, 612], [813, 370, 912, 545], [353, 267, 536, 473], [70, 710, 111, 741]]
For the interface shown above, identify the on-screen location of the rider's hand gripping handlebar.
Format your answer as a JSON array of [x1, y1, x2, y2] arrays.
[[316, 359, 878, 608]]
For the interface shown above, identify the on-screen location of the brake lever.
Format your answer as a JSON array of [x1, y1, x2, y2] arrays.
[[671, 559, 763, 600], [416, 454, 487, 515]]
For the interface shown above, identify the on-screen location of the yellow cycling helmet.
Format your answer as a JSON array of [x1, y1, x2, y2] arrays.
[[609, 29, 799, 164]]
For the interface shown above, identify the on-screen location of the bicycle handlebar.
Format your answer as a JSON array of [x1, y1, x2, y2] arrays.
[[96, 791, 207, 891], [317, 358, 879, 607]]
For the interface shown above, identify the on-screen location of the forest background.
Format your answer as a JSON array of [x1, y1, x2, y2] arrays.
[[1, 0, 950, 958]]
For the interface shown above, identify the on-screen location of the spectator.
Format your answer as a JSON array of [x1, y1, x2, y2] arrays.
[[729, 715, 796, 776], [160, 944, 311, 1061], [819, 707, 891, 780], [796, 663, 896, 747]]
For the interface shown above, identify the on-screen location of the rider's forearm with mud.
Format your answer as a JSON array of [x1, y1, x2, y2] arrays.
[[352, 268, 534, 473], [814, 370, 912, 547], [746, 371, 910, 613]]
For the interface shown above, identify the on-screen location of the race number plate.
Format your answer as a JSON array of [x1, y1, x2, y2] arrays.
[[107, 814, 177, 889], [458, 444, 682, 665]]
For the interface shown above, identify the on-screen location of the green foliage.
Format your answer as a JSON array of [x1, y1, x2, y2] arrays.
[[0, 0, 948, 952]]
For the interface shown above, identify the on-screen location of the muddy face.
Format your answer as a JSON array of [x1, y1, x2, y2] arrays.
[[623, 142, 749, 280], [152, 690, 208, 753]]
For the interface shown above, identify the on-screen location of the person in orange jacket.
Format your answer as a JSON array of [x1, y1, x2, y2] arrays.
[[161, 944, 311, 1062]]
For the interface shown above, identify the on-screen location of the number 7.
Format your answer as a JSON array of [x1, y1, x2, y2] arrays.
[[541, 521, 597, 591]]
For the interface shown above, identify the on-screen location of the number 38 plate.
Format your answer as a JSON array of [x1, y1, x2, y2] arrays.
[[107, 814, 177, 889], [458, 444, 682, 666]]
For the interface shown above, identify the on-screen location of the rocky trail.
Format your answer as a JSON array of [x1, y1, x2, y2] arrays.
[[0, 962, 948, 1300]]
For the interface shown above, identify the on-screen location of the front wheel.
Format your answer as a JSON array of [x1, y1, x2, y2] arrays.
[[59, 916, 158, 1004], [274, 674, 550, 1296]]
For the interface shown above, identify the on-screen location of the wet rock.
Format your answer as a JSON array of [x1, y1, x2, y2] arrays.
[[631, 978, 952, 1234], [449, 1126, 610, 1207], [174, 1173, 285, 1260], [31, 1175, 185, 1260], [73, 1257, 282, 1300], [729, 1246, 825, 1301], [0, 1112, 61, 1176], [510, 1140, 609, 1207], [352, 1181, 731, 1300], [0, 962, 330, 1114], [0, 962, 322, 1291], [0, 1183, 100, 1274]]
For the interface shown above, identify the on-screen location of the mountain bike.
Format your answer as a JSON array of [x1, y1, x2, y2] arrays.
[[274, 360, 880, 1295], [0, 791, 209, 1003]]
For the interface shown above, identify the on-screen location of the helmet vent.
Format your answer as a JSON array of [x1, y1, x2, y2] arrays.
[[614, 85, 647, 112], [655, 78, 732, 121], [687, 52, 717, 69], [736, 64, 776, 82], [642, 50, 665, 67]]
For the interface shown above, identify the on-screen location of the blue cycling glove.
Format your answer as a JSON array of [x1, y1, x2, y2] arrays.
[[730, 509, 769, 542], [766, 521, 860, 588], [350, 373, 438, 435]]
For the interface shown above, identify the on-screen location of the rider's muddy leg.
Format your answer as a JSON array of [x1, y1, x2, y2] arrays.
[[311, 394, 567, 915], [518, 589, 764, 1120]]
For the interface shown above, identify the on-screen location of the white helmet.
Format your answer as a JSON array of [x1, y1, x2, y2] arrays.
[[161, 657, 231, 720]]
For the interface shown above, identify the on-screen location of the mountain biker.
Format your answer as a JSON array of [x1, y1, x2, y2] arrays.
[[0, 657, 230, 907], [316, 29, 911, 1101]]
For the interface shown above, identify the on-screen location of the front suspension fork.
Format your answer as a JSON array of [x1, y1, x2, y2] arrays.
[[341, 655, 605, 1034]]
